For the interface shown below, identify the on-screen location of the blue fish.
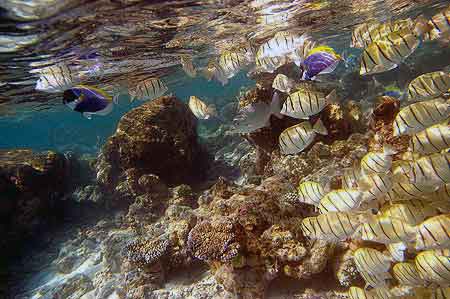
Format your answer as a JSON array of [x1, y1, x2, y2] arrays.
[[63, 85, 114, 119], [302, 51, 340, 80]]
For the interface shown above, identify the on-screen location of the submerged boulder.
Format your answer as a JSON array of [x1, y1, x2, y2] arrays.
[[97, 96, 206, 201]]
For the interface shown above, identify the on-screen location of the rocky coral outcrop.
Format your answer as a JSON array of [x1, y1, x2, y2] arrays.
[[96, 96, 207, 204]]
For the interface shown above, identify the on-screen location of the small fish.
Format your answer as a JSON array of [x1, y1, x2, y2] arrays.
[[415, 249, 450, 286], [256, 32, 310, 59], [129, 78, 168, 102], [357, 173, 392, 201], [406, 71, 450, 101], [318, 188, 365, 213], [231, 92, 282, 134], [301, 211, 362, 242], [281, 87, 337, 119], [63, 84, 114, 119], [218, 50, 247, 80], [360, 144, 396, 175], [392, 262, 427, 287], [255, 55, 286, 73], [409, 121, 450, 154], [409, 152, 450, 186], [341, 162, 362, 189], [351, 21, 381, 48], [302, 50, 341, 80], [360, 29, 419, 76], [431, 287, 450, 299], [279, 119, 328, 155], [381, 200, 438, 225], [272, 74, 294, 93], [354, 215, 416, 244], [180, 55, 196, 78], [387, 242, 407, 262], [415, 214, 450, 251], [188, 96, 216, 120], [354, 247, 393, 276], [386, 181, 439, 201], [297, 181, 327, 206], [415, 5, 450, 41], [35, 63, 76, 93], [392, 97, 450, 136]]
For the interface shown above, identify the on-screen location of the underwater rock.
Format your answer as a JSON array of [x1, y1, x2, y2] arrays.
[[188, 217, 243, 262], [214, 264, 267, 299], [122, 234, 171, 269], [0, 149, 81, 256], [97, 96, 205, 202]]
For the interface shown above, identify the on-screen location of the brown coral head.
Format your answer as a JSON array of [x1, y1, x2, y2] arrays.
[[187, 217, 242, 262], [122, 235, 170, 267]]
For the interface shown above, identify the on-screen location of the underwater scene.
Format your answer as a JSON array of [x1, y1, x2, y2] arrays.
[[1, 0, 450, 298]]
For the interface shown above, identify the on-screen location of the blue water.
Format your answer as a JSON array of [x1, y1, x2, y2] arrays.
[[0, 71, 254, 155]]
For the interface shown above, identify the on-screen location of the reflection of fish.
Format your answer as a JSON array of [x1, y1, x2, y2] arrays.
[[415, 5, 450, 41], [415, 249, 450, 286], [392, 262, 427, 287], [281, 87, 337, 119], [188, 96, 216, 120], [272, 74, 294, 93], [256, 32, 310, 59], [255, 55, 286, 73], [318, 189, 364, 213], [129, 78, 168, 101], [409, 121, 450, 154], [360, 145, 396, 175], [351, 19, 414, 48], [35, 63, 76, 93], [63, 84, 114, 119], [360, 29, 419, 76], [301, 211, 362, 242], [393, 97, 450, 136], [180, 55, 196, 78], [231, 92, 282, 134], [297, 181, 326, 206], [279, 119, 327, 155], [415, 214, 450, 251], [406, 71, 450, 101]]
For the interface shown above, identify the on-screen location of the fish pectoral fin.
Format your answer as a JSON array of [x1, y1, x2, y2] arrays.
[[82, 112, 93, 119]]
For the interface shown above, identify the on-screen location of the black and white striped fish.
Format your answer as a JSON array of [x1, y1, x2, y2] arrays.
[[354, 215, 416, 244], [415, 214, 450, 251], [381, 200, 438, 225], [317, 189, 365, 213], [409, 121, 450, 154], [415, 249, 450, 286], [35, 63, 77, 93], [129, 77, 168, 101], [360, 144, 396, 175], [409, 152, 450, 186], [392, 261, 427, 287], [281, 87, 337, 119], [297, 181, 327, 206], [279, 119, 327, 155], [272, 74, 294, 93], [406, 71, 450, 101]]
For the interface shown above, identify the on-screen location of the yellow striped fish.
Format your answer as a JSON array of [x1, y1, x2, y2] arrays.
[[392, 262, 427, 286], [347, 286, 373, 299], [410, 152, 450, 186], [407, 71, 450, 101], [386, 181, 439, 201], [256, 32, 310, 59], [188, 96, 216, 120], [360, 145, 396, 175], [415, 249, 450, 286], [416, 5, 450, 42], [351, 19, 414, 49], [281, 87, 337, 119], [354, 247, 392, 275], [357, 173, 392, 201], [429, 183, 450, 206], [129, 78, 168, 102], [180, 55, 196, 78], [387, 242, 407, 262], [359, 270, 392, 289], [355, 215, 416, 244], [35, 63, 76, 93], [255, 55, 286, 73], [318, 189, 365, 213], [410, 121, 450, 154], [297, 181, 326, 206], [301, 211, 362, 242], [360, 29, 420, 76], [392, 160, 415, 183], [431, 287, 450, 299], [218, 50, 247, 79], [415, 214, 450, 251], [279, 119, 328, 155], [342, 163, 361, 189], [393, 97, 450, 136], [272, 74, 294, 94], [381, 200, 438, 225]]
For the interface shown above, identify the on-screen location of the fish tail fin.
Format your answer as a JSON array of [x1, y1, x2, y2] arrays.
[[383, 143, 397, 156], [313, 118, 328, 135], [270, 91, 283, 119], [326, 89, 339, 104]]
